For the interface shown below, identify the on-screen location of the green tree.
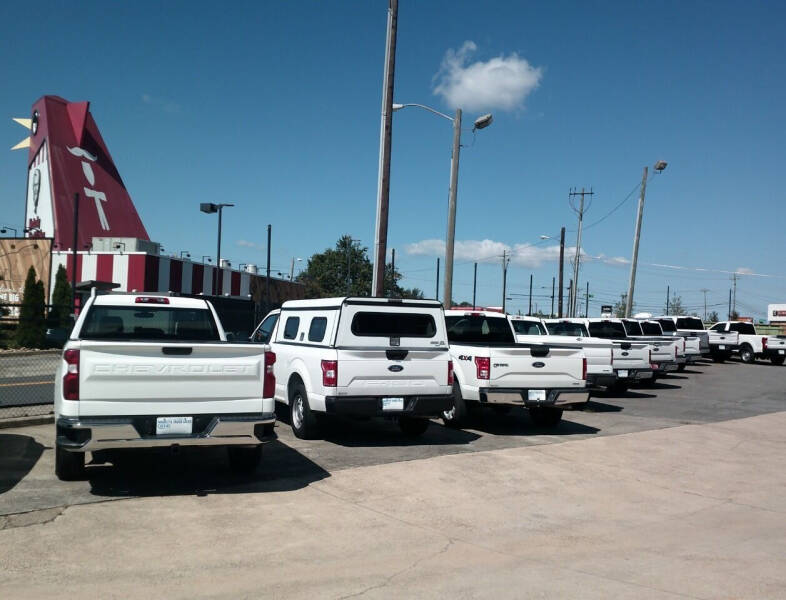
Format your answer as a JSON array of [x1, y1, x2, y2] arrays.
[[49, 264, 72, 327], [613, 293, 628, 318], [15, 266, 46, 348], [668, 294, 686, 316], [706, 311, 720, 323]]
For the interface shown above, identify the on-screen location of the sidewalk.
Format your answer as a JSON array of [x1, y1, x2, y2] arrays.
[[1, 412, 784, 599]]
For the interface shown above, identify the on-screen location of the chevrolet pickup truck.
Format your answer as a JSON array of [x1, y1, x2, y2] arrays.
[[251, 297, 453, 439], [54, 292, 276, 480], [526, 317, 617, 390], [560, 318, 653, 393], [620, 319, 681, 376], [444, 310, 589, 428], [709, 321, 786, 365]]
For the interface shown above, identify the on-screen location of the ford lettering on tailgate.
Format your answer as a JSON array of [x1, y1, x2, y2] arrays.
[[92, 363, 258, 376]]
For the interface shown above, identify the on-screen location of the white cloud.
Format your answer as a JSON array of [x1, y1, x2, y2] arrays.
[[141, 93, 181, 114], [237, 239, 262, 249], [735, 267, 753, 275], [432, 41, 543, 112]]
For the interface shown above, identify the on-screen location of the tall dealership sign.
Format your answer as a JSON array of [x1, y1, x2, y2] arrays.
[[14, 96, 149, 250]]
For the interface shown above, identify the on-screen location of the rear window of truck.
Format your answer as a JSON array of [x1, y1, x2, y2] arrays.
[[445, 315, 515, 344], [80, 306, 220, 341], [350, 312, 437, 338], [546, 322, 589, 337], [641, 321, 663, 335], [676, 317, 704, 330], [510, 320, 546, 335], [588, 321, 627, 339], [622, 320, 644, 336], [730, 323, 756, 335], [657, 319, 677, 332]]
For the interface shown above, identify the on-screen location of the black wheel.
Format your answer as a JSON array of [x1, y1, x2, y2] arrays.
[[290, 381, 320, 439], [528, 407, 563, 428], [677, 363, 686, 372], [610, 381, 629, 394], [771, 355, 785, 366], [492, 405, 512, 415], [55, 446, 85, 481], [398, 417, 430, 437], [739, 344, 756, 364], [712, 354, 725, 363], [227, 445, 262, 473], [442, 382, 468, 428]]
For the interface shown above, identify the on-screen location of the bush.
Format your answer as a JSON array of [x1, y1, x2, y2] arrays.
[[15, 266, 46, 348]]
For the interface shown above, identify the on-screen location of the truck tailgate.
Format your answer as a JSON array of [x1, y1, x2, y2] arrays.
[[488, 346, 585, 389], [76, 341, 266, 416], [709, 330, 739, 346], [336, 348, 451, 397], [610, 342, 650, 369]]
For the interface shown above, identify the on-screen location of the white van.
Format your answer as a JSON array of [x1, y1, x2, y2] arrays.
[[251, 297, 453, 439]]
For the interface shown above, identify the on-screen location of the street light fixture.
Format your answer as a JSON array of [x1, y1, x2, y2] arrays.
[[1, 226, 18, 237], [202, 256, 212, 264], [200, 203, 234, 294], [113, 242, 126, 253], [180, 251, 191, 259], [390, 102, 493, 308], [289, 257, 303, 281]]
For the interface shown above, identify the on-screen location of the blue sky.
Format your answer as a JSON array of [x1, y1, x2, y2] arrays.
[[1, 1, 784, 319]]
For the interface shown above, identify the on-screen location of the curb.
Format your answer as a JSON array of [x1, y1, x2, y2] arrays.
[[0, 414, 54, 430]]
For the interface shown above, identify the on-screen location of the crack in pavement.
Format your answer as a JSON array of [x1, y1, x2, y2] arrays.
[[0, 506, 67, 530]]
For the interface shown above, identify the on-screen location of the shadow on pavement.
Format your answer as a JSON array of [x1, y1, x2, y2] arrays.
[[450, 409, 600, 437], [582, 400, 624, 413], [0, 434, 45, 495], [86, 440, 329, 498], [319, 416, 481, 448], [640, 381, 682, 391]]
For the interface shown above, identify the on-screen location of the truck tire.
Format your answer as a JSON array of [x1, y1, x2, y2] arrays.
[[610, 381, 629, 394], [712, 353, 725, 363], [442, 382, 468, 428], [739, 344, 756, 364], [771, 355, 785, 366], [290, 382, 320, 439], [677, 364, 686, 372], [227, 445, 262, 473], [398, 417, 430, 437], [55, 446, 85, 481], [528, 407, 563, 428]]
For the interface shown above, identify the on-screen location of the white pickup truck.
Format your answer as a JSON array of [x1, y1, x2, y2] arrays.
[[251, 297, 453, 439], [444, 310, 589, 428], [709, 321, 786, 365], [517, 317, 617, 391], [54, 292, 276, 480], [561, 318, 653, 393], [653, 318, 704, 368], [620, 318, 681, 376]]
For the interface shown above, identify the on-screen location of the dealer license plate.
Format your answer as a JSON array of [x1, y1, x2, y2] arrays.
[[636, 371, 653, 379], [665, 364, 678, 371], [382, 397, 404, 411], [719, 345, 725, 350], [617, 370, 629, 378], [156, 416, 192, 435], [527, 389, 546, 401]]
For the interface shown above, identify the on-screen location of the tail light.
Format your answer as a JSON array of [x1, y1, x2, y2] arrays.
[[263, 351, 276, 398], [582, 357, 587, 380], [682, 339, 686, 353], [321, 360, 338, 387], [610, 349, 614, 366], [63, 349, 80, 400], [475, 356, 490, 380], [762, 337, 768, 351], [649, 349, 654, 369], [447, 360, 454, 385]]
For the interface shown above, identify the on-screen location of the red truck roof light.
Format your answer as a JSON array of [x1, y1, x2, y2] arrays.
[[63, 349, 80, 400], [135, 296, 169, 304]]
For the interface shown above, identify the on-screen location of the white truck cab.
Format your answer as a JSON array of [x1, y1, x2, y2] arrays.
[[251, 297, 453, 439], [444, 310, 589, 428], [710, 321, 786, 365]]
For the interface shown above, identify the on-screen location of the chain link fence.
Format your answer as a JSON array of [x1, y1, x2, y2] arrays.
[[0, 350, 59, 420]]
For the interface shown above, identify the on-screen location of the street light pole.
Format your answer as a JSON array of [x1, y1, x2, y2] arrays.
[[371, 0, 399, 298], [625, 167, 648, 317], [201, 202, 234, 294], [444, 108, 462, 310]]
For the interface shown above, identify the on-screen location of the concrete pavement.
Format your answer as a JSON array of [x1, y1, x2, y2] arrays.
[[1, 410, 784, 599]]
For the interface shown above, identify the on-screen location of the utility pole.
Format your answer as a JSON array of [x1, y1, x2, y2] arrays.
[[528, 274, 533, 315], [390, 248, 395, 297], [443, 108, 462, 310], [700, 288, 709, 321], [558, 226, 565, 317], [728, 289, 732, 320], [371, 0, 398, 297], [71, 193, 79, 318], [501, 250, 509, 313], [551, 276, 555, 317], [569, 189, 593, 316], [265, 224, 271, 308], [732, 273, 738, 316], [567, 279, 573, 316], [472, 262, 477, 308], [585, 281, 589, 317], [666, 285, 670, 314], [625, 167, 649, 317], [435, 258, 440, 302]]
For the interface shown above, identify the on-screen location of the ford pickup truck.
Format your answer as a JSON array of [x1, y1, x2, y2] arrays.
[[54, 291, 276, 480], [620, 319, 681, 376], [654, 318, 703, 369], [560, 318, 653, 393], [444, 310, 589, 428], [709, 321, 786, 365]]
